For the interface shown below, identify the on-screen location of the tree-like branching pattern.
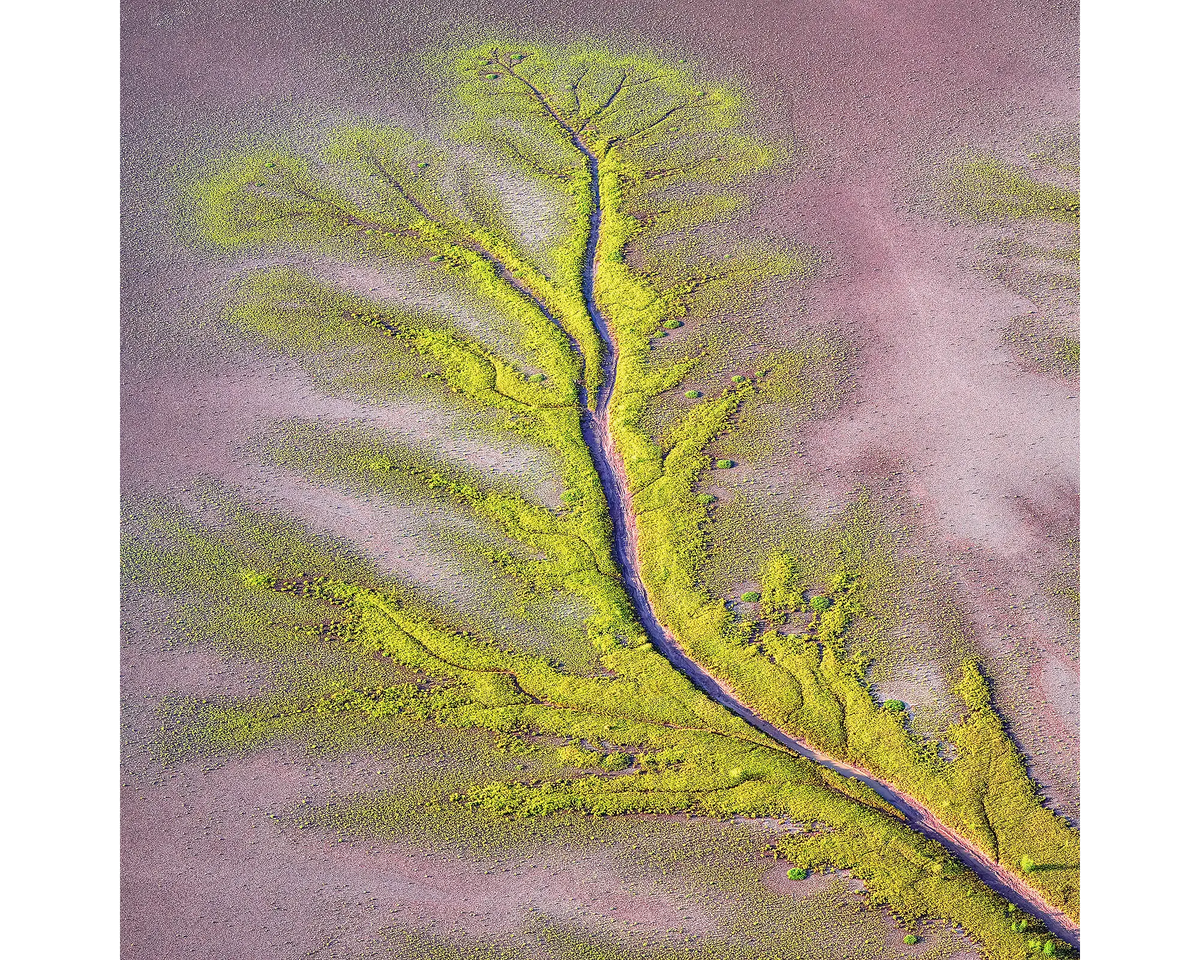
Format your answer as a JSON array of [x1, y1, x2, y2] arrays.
[[125, 42, 1079, 958]]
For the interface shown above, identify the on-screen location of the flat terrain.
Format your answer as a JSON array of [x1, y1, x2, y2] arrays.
[[122, 1, 1079, 957]]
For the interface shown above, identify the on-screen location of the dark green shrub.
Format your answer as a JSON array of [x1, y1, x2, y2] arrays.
[[741, 591, 761, 603], [684, 390, 701, 398], [695, 494, 717, 505], [1042, 943, 1055, 956], [715, 459, 734, 469], [786, 867, 806, 881], [810, 595, 831, 614], [663, 319, 683, 329], [884, 699, 905, 712], [600, 752, 633, 771], [1020, 855, 1036, 873], [903, 934, 919, 945]]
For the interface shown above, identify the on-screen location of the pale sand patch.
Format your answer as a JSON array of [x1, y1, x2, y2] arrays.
[[121, 748, 719, 960]]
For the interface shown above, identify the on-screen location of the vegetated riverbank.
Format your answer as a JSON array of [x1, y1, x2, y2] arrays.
[[563, 111, 1079, 950]]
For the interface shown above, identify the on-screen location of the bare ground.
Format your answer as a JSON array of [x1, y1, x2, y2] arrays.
[[122, 755, 719, 959]]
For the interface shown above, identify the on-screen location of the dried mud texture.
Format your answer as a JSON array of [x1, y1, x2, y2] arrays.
[[122, 342, 572, 599], [121, 631, 923, 960], [787, 176, 1079, 816], [120, 632, 714, 959], [122, 757, 720, 960], [760, 864, 983, 960]]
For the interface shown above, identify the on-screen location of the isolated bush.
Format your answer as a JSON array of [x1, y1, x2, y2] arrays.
[[715, 459, 734, 469], [786, 867, 807, 881], [240, 570, 276, 591], [600, 752, 633, 771], [663, 319, 683, 329], [741, 591, 761, 603], [884, 699, 905, 712], [903, 934, 919, 945], [684, 390, 701, 398]]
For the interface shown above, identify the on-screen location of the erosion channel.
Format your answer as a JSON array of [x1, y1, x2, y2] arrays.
[[518, 75, 1086, 950]]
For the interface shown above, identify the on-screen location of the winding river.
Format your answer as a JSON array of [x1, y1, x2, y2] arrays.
[[570, 138, 1081, 952], [481, 61, 1079, 948]]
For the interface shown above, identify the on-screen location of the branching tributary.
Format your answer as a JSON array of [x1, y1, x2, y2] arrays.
[[481, 63, 1078, 948]]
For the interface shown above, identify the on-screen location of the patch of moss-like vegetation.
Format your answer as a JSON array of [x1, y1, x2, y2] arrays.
[[938, 156, 1079, 224], [934, 132, 1080, 380]]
